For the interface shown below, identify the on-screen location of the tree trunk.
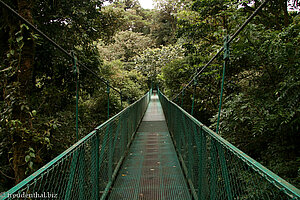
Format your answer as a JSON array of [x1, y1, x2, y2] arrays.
[[10, 0, 35, 184], [281, 0, 289, 27], [17, 0, 35, 96]]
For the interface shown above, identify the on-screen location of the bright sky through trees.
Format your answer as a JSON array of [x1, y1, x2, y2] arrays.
[[139, 0, 154, 9]]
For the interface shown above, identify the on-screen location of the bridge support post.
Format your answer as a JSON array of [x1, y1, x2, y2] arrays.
[[213, 35, 233, 200], [197, 126, 207, 200], [181, 89, 185, 108], [217, 143, 233, 200], [78, 148, 85, 199], [107, 82, 110, 119], [120, 91, 123, 109], [209, 140, 218, 200], [91, 132, 99, 200], [191, 78, 197, 116], [64, 150, 80, 200], [108, 125, 113, 183]]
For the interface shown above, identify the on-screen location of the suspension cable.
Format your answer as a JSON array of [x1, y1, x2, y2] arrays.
[[216, 35, 230, 134], [191, 78, 197, 116], [72, 54, 79, 141], [0, 0, 122, 95], [171, 0, 269, 101]]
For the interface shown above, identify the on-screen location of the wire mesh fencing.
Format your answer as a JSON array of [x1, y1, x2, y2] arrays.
[[158, 90, 300, 200], [0, 90, 151, 200]]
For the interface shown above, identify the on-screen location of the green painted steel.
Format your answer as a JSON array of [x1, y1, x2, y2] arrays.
[[213, 35, 233, 200], [181, 89, 184, 108], [216, 35, 229, 135], [158, 90, 300, 200], [1, 91, 151, 200], [120, 91, 123, 109], [107, 82, 110, 119], [72, 53, 79, 141], [191, 78, 197, 116]]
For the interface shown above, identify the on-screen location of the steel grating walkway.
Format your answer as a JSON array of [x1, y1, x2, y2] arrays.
[[109, 93, 192, 200]]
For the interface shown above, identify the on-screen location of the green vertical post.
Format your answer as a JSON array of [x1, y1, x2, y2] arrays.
[[64, 151, 79, 200], [187, 120, 193, 180], [120, 115, 126, 154], [217, 143, 233, 199], [108, 125, 113, 182], [123, 112, 128, 148], [107, 82, 110, 120], [210, 140, 217, 200], [215, 35, 233, 199], [181, 89, 185, 108], [94, 133, 99, 200], [72, 53, 79, 141], [78, 148, 85, 199], [198, 127, 207, 200], [191, 78, 197, 116], [216, 35, 229, 134], [120, 92, 123, 110]]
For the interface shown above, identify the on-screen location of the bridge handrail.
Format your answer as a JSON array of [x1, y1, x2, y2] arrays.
[[1, 90, 151, 200], [158, 89, 300, 200]]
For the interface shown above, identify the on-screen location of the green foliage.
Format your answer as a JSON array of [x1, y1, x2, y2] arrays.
[[135, 44, 185, 86], [101, 60, 148, 101], [0, 0, 299, 193], [211, 14, 300, 187], [160, 0, 300, 188], [98, 31, 154, 62], [152, 0, 185, 45], [0, 0, 147, 191]]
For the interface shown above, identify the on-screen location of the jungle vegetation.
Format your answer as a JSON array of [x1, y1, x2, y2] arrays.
[[0, 0, 299, 191]]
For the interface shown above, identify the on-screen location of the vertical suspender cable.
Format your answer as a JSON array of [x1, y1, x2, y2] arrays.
[[107, 82, 110, 119], [181, 89, 185, 108], [171, 0, 269, 102], [120, 91, 123, 110], [214, 35, 233, 199], [191, 78, 197, 116], [73, 53, 79, 141], [216, 35, 229, 134]]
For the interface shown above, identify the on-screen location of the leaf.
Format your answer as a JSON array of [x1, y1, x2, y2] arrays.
[[15, 30, 22, 36], [20, 24, 29, 30], [29, 161, 33, 169], [25, 155, 31, 163], [16, 36, 23, 43], [52, 124, 58, 129], [45, 137, 50, 143], [32, 110, 37, 116], [29, 152, 35, 158]]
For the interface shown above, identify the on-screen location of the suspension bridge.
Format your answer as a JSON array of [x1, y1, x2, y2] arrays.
[[1, 90, 299, 199], [0, 0, 300, 199]]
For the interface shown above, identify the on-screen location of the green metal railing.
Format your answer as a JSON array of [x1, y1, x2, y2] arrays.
[[0, 90, 151, 200], [158, 90, 300, 200]]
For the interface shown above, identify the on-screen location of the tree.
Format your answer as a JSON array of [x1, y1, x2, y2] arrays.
[[135, 44, 185, 87], [151, 0, 184, 45], [98, 31, 154, 62], [0, 0, 125, 190], [0, 0, 37, 184], [163, 0, 300, 187]]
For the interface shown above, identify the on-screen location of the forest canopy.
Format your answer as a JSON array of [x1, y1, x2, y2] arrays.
[[0, 0, 299, 191]]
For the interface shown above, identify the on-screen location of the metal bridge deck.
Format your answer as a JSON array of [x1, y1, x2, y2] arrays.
[[109, 94, 192, 200]]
